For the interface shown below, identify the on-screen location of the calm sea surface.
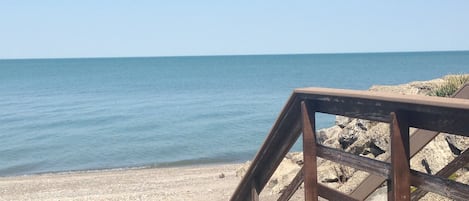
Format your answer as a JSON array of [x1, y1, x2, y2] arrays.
[[1, 51, 468, 176]]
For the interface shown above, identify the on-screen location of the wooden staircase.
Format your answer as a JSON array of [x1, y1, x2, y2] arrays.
[[231, 84, 469, 201]]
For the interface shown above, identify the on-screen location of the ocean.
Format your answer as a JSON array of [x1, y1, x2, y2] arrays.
[[1, 51, 468, 176]]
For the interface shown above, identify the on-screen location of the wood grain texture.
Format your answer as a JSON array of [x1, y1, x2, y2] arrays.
[[231, 85, 469, 201], [389, 112, 411, 201], [351, 83, 469, 200], [301, 101, 318, 201]]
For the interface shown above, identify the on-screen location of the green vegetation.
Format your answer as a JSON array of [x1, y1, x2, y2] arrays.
[[448, 172, 459, 181], [410, 172, 460, 194], [430, 74, 469, 97]]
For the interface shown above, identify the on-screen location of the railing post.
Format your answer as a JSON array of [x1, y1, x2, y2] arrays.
[[301, 101, 318, 201], [389, 112, 410, 201]]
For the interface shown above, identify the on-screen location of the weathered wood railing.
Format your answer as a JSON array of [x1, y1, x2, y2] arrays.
[[230, 84, 469, 201], [352, 84, 469, 200]]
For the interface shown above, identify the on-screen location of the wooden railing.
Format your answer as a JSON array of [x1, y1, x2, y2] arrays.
[[230, 84, 469, 201]]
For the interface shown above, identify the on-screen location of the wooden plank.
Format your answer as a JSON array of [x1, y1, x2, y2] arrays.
[[389, 112, 411, 200], [455, 83, 469, 99], [318, 184, 359, 201], [410, 170, 469, 200], [350, 83, 469, 200], [294, 85, 469, 110], [407, 111, 469, 136], [349, 130, 439, 199], [277, 166, 304, 201], [316, 144, 390, 178], [277, 141, 469, 201], [299, 95, 469, 136], [411, 148, 469, 200], [313, 144, 469, 200], [301, 101, 318, 201], [295, 84, 469, 136]]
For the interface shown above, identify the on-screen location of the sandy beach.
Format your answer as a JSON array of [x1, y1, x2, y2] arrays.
[[0, 164, 245, 201], [0, 163, 307, 201]]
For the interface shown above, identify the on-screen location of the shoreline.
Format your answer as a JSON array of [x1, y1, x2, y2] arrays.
[[0, 163, 249, 201], [0, 160, 245, 179]]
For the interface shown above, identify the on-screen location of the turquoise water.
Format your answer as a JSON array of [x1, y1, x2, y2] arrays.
[[1, 51, 468, 176]]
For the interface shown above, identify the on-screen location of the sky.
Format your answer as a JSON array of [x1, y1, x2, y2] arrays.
[[1, 1, 469, 59]]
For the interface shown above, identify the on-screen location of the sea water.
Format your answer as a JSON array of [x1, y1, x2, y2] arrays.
[[1, 51, 468, 176]]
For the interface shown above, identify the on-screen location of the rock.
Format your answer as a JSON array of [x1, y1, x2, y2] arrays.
[[317, 125, 342, 148], [218, 173, 225, 179], [445, 136, 462, 155], [335, 115, 352, 128], [421, 159, 432, 174], [410, 134, 468, 176], [236, 161, 251, 178], [444, 134, 468, 155], [266, 152, 303, 194], [338, 127, 358, 150], [369, 78, 445, 95], [368, 141, 385, 157], [366, 186, 387, 201]]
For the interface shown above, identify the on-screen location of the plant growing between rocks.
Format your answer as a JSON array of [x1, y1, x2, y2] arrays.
[[430, 74, 469, 97]]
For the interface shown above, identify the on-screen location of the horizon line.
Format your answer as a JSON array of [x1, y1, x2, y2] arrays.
[[1, 49, 469, 61]]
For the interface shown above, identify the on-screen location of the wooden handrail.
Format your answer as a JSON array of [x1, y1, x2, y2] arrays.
[[230, 93, 303, 201], [278, 146, 469, 200], [351, 83, 469, 200], [231, 85, 469, 201]]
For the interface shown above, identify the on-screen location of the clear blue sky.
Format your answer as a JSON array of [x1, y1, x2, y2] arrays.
[[1, 1, 469, 59]]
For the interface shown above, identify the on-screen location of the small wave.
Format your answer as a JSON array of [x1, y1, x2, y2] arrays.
[[149, 151, 254, 168], [0, 160, 48, 177]]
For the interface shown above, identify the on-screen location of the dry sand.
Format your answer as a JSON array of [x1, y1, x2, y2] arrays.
[[0, 164, 247, 201]]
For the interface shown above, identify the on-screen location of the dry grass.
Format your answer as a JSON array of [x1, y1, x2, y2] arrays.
[[430, 74, 469, 97]]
